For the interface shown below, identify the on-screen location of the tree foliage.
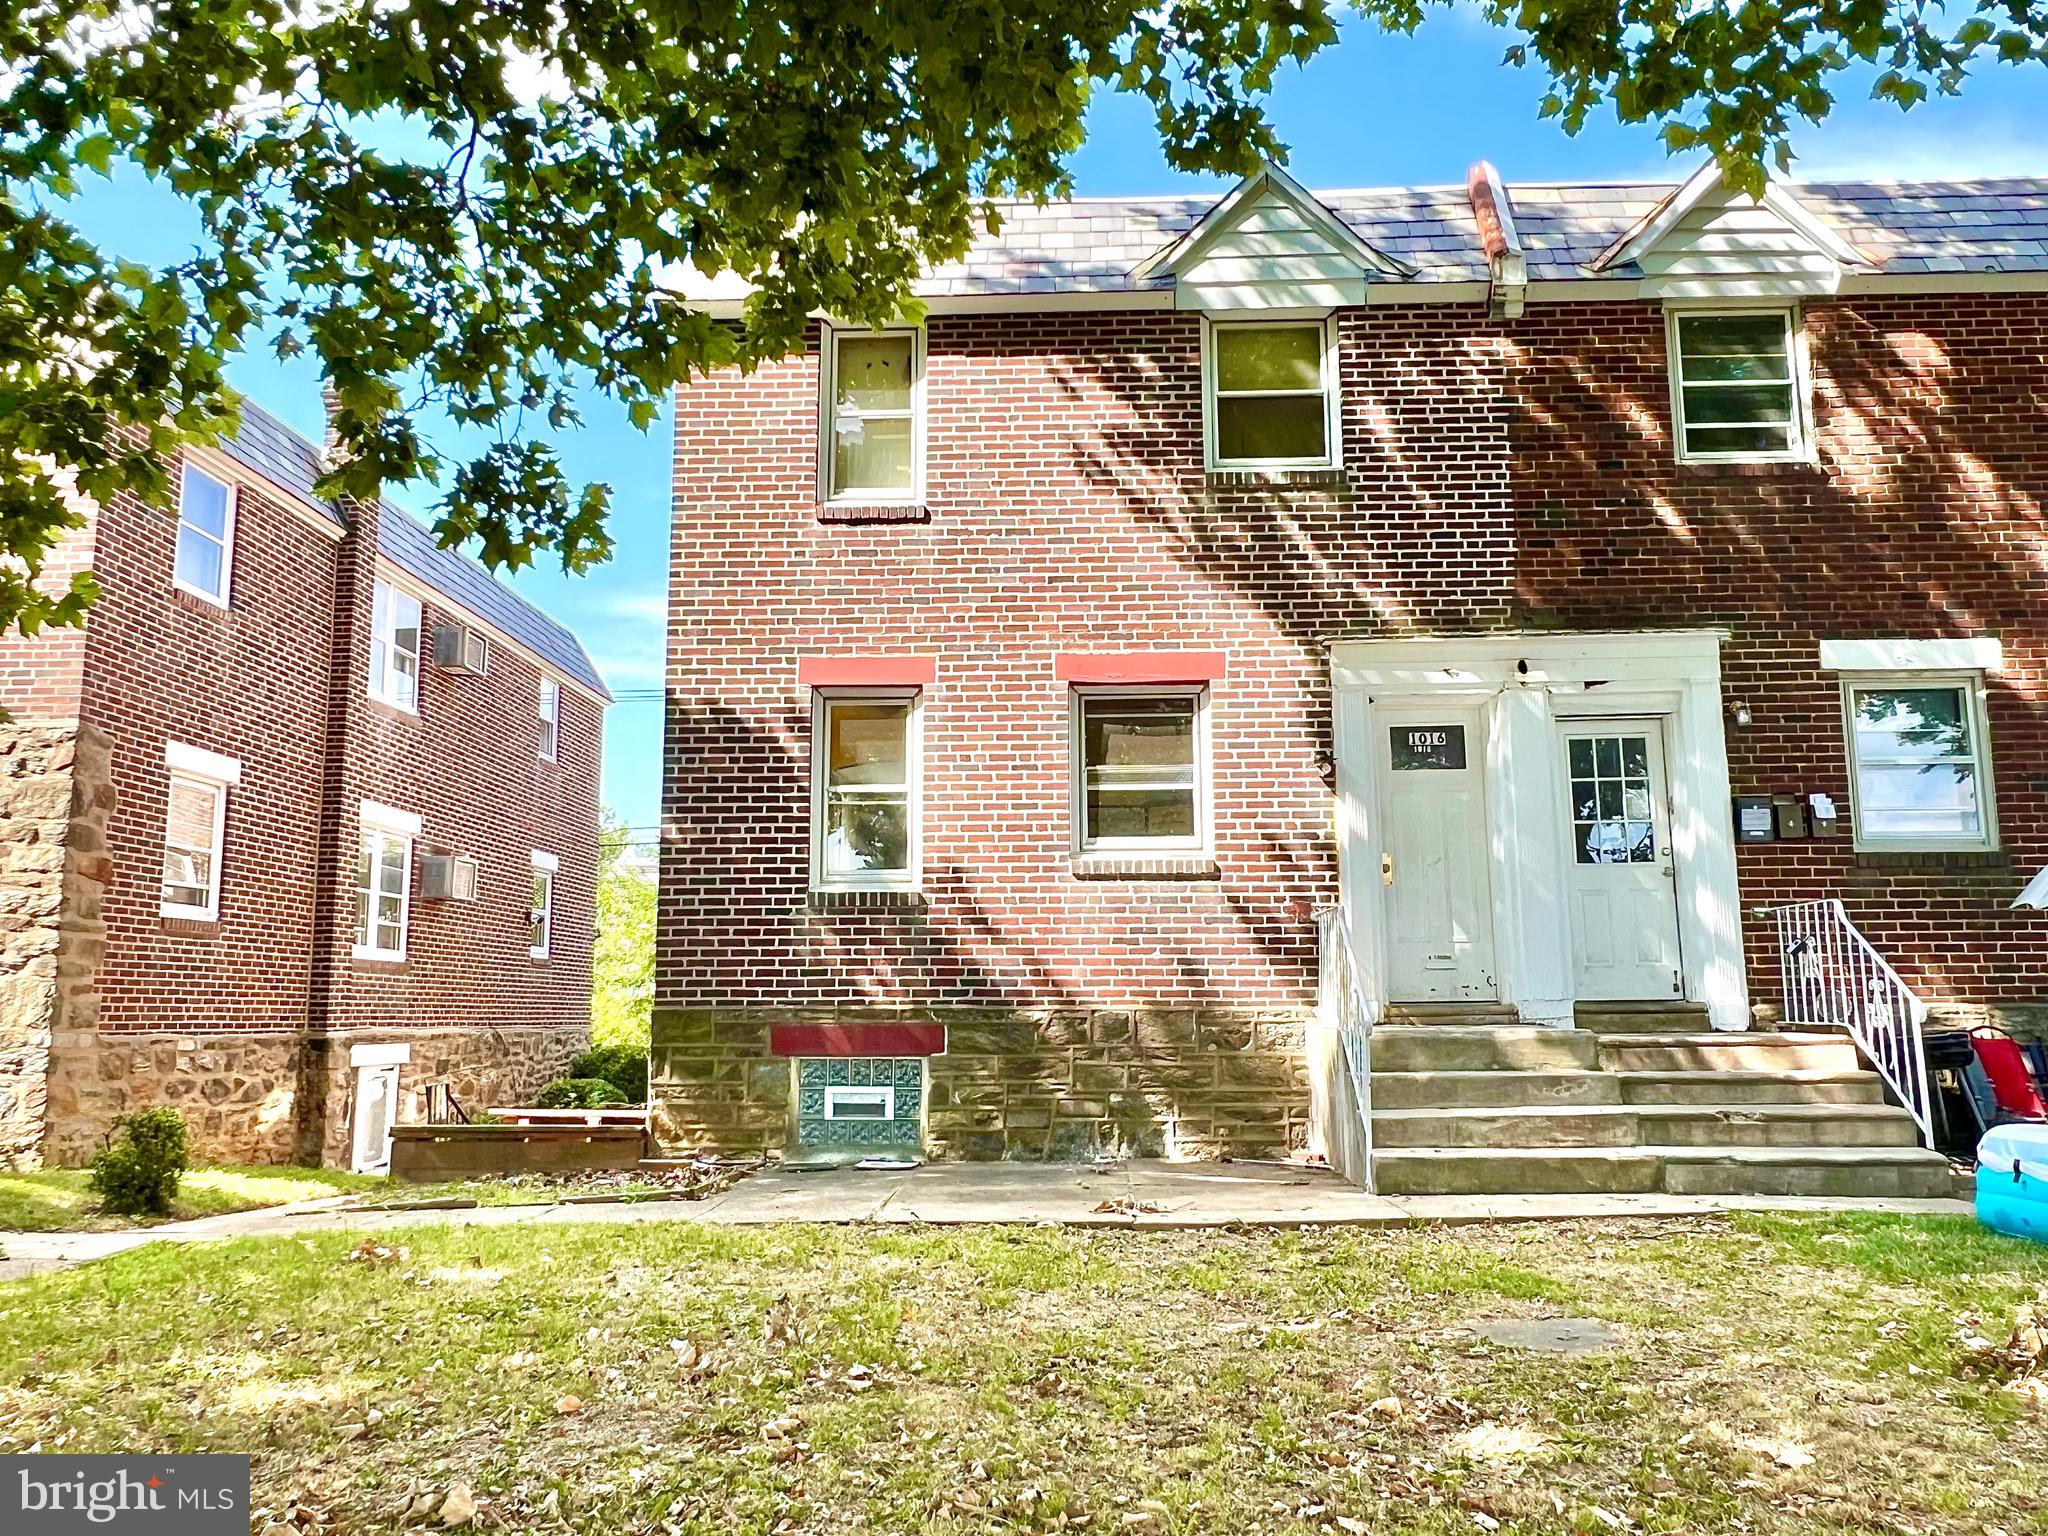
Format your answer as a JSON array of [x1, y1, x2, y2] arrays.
[[4, 0, 2041, 636], [592, 814, 654, 1053]]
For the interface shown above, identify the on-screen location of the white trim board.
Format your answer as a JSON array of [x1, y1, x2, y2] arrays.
[[1329, 629, 1748, 1031], [1819, 637, 2002, 673], [164, 740, 243, 786]]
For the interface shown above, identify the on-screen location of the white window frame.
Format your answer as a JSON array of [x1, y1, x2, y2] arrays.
[[1666, 305, 1813, 465], [809, 689, 922, 894], [368, 579, 424, 713], [823, 1085, 895, 1121], [1202, 316, 1342, 472], [353, 802, 418, 960], [173, 461, 236, 608], [538, 678, 561, 762], [1838, 669, 1999, 854], [159, 744, 239, 921], [1070, 685, 1213, 857], [819, 325, 926, 506], [529, 849, 558, 959]]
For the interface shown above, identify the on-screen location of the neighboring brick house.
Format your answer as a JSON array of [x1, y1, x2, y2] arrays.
[[0, 399, 609, 1171], [656, 159, 2048, 1195]]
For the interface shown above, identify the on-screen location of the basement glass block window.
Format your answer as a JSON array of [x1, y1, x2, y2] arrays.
[[1208, 322, 1333, 467], [1671, 310, 1804, 460], [1077, 691, 1205, 851], [826, 330, 920, 501], [814, 696, 917, 888], [1844, 678, 1997, 850]]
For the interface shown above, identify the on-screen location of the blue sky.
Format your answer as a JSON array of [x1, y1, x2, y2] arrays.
[[61, 13, 2046, 838]]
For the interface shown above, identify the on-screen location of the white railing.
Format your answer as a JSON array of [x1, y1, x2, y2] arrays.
[[1765, 898, 1934, 1147], [1313, 905, 1376, 1191]]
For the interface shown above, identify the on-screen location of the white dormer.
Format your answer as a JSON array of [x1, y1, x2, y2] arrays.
[[1592, 160, 1874, 300], [1131, 162, 1413, 313]]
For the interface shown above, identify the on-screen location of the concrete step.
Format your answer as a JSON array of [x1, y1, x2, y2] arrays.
[[1597, 1033, 1863, 1074], [1371, 1069, 1622, 1110], [1616, 1070, 1888, 1107], [1372, 1144, 1951, 1198], [1384, 1003, 1520, 1027], [1574, 1002, 1713, 1034], [1371, 1103, 1921, 1150], [1370, 1027, 1599, 1074]]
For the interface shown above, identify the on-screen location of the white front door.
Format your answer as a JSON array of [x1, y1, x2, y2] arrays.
[[1560, 719, 1684, 1000], [1381, 712, 1497, 1002], [351, 1064, 402, 1174]]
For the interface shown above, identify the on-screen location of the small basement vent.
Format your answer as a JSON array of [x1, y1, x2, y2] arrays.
[[419, 854, 479, 901], [433, 623, 489, 675]]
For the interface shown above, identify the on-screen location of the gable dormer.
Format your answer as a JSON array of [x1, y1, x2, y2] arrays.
[[1131, 162, 1414, 312], [1591, 160, 1874, 299]]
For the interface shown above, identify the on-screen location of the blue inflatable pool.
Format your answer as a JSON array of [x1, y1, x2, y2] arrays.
[[1977, 1124, 2048, 1242]]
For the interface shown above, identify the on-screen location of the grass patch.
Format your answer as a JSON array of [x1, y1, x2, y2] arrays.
[[0, 1165, 384, 1232], [0, 1213, 2043, 1535]]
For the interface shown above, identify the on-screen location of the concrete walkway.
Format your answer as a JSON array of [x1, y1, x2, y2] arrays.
[[0, 1161, 1976, 1280]]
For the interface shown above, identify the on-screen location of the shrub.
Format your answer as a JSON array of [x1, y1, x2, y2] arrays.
[[570, 1043, 648, 1104], [535, 1076, 628, 1110], [88, 1107, 190, 1216]]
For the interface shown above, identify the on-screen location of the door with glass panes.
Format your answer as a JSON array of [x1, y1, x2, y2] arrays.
[[1559, 719, 1684, 1000]]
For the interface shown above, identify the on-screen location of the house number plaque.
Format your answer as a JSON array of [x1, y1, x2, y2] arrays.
[[1390, 725, 1467, 771]]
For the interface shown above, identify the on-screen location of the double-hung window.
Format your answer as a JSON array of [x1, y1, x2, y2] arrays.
[[1205, 320, 1337, 470], [369, 579, 423, 712], [529, 850, 557, 958], [354, 802, 417, 960], [1072, 689, 1209, 854], [822, 328, 922, 503], [174, 462, 236, 606], [538, 679, 561, 762], [811, 693, 919, 891], [1668, 309, 1808, 462], [159, 743, 239, 920], [1842, 674, 1997, 852]]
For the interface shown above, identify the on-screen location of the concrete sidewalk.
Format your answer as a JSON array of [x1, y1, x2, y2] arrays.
[[0, 1160, 1975, 1280]]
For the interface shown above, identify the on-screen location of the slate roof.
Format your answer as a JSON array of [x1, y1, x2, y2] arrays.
[[824, 175, 2048, 297], [214, 398, 611, 700]]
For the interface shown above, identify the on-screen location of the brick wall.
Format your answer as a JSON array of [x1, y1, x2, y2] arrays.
[[1, 445, 602, 1165], [657, 295, 2048, 1157]]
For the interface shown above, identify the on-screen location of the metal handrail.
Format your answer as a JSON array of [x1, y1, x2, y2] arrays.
[[1314, 904, 1376, 1191], [1762, 898, 1934, 1147]]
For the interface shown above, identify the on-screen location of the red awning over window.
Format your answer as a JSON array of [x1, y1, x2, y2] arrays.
[[1055, 651, 1228, 684], [798, 656, 937, 688]]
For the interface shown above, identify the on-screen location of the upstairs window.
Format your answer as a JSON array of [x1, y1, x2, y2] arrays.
[[174, 462, 235, 606], [1072, 689, 1209, 854], [538, 678, 561, 762], [811, 693, 919, 890], [369, 579, 422, 712], [1205, 320, 1337, 470], [823, 328, 922, 503], [1669, 309, 1807, 462], [1842, 675, 1997, 852]]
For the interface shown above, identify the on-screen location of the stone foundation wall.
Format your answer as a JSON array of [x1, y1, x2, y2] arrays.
[[1926, 1003, 2048, 1045], [40, 1023, 587, 1168], [0, 723, 79, 1168], [651, 1007, 1311, 1162]]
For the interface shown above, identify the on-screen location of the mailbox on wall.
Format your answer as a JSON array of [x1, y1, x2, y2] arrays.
[[1734, 796, 1776, 844]]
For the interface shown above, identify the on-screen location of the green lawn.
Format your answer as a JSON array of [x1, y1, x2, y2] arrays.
[[1, 1213, 2043, 1534], [0, 1164, 384, 1232]]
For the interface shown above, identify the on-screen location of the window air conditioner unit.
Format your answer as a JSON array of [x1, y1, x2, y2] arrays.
[[419, 854, 479, 901], [433, 623, 489, 676]]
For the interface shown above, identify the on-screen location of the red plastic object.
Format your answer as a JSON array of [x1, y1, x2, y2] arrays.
[[1972, 1032, 2048, 1119]]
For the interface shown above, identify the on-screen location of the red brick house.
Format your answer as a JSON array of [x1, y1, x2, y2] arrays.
[[0, 399, 609, 1171], [655, 160, 2048, 1196]]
